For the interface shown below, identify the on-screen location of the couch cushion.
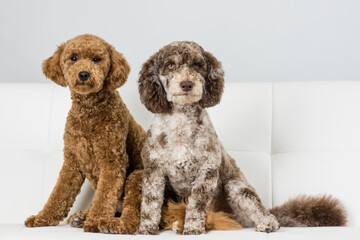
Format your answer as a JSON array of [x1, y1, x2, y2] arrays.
[[228, 151, 272, 209], [0, 84, 53, 151], [271, 82, 360, 227], [272, 82, 360, 153], [0, 224, 133, 240], [0, 149, 94, 224], [1, 81, 359, 235], [0, 225, 268, 240], [1, 225, 359, 240], [48, 87, 70, 152], [0, 150, 46, 223], [207, 83, 273, 208], [268, 227, 360, 240], [272, 152, 360, 227], [208, 83, 272, 153]]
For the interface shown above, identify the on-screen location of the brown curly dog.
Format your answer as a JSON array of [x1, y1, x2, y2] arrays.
[[24, 34, 146, 234]]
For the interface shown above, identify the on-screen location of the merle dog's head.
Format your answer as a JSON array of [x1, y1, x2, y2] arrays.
[[138, 41, 224, 113]]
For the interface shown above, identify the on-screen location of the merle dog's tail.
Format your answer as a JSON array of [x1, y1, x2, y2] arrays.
[[270, 195, 347, 227]]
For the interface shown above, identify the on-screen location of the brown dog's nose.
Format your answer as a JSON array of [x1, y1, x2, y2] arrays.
[[180, 81, 194, 92], [78, 71, 90, 82]]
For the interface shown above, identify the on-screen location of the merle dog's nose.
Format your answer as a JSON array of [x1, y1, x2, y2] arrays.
[[78, 71, 90, 81], [180, 81, 194, 92]]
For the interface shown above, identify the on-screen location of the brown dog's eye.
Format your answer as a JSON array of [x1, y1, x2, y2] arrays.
[[93, 58, 101, 63], [70, 56, 77, 62], [168, 63, 175, 70]]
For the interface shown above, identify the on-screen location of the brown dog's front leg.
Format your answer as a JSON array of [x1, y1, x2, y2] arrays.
[[83, 147, 127, 233], [25, 150, 85, 227], [98, 169, 143, 234]]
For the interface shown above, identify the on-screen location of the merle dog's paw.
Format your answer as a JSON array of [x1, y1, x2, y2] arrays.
[[183, 223, 206, 235], [137, 223, 159, 235], [256, 214, 280, 233], [183, 227, 206, 235]]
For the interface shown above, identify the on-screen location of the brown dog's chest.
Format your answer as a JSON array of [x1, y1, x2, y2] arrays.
[[64, 133, 100, 188], [64, 114, 110, 189]]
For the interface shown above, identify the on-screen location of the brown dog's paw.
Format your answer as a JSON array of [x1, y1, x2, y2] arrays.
[[98, 217, 137, 234], [25, 215, 59, 227], [67, 210, 88, 228], [83, 218, 100, 233]]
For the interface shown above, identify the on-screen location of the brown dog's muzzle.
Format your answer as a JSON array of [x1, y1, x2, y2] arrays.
[[78, 71, 90, 82]]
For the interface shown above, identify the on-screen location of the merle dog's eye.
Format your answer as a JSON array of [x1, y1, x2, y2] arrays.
[[70, 56, 78, 62], [168, 63, 175, 69], [93, 58, 101, 63], [194, 62, 202, 67]]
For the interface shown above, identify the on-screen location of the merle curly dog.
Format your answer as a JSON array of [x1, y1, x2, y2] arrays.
[[136, 41, 347, 235]]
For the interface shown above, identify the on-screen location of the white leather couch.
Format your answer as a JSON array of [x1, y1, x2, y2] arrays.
[[0, 81, 359, 240]]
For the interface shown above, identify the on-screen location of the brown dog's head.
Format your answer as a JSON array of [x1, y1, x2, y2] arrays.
[[138, 41, 224, 113], [43, 34, 130, 94]]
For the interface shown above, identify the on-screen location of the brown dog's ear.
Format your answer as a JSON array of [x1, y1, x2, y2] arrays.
[[42, 43, 66, 86], [199, 51, 224, 108], [104, 44, 131, 90], [138, 55, 172, 113]]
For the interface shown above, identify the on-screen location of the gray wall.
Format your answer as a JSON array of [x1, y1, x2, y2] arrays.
[[0, 0, 359, 83]]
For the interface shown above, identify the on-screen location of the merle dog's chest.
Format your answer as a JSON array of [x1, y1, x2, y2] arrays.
[[161, 122, 200, 172], [151, 112, 206, 196], [161, 138, 199, 197]]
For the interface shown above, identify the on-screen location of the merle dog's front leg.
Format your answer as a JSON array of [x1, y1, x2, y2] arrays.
[[137, 163, 166, 235], [183, 167, 219, 235]]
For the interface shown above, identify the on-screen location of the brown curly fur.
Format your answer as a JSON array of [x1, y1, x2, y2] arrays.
[[24, 34, 146, 234]]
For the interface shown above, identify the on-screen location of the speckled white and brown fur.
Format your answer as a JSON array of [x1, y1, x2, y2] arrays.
[[137, 41, 279, 235], [141, 106, 280, 234], [137, 41, 347, 235]]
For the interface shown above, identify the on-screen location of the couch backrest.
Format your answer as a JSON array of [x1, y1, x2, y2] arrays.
[[0, 82, 359, 226]]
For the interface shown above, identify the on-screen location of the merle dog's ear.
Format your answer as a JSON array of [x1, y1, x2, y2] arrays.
[[138, 54, 172, 113], [42, 43, 66, 87], [104, 43, 131, 90], [199, 51, 224, 108]]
